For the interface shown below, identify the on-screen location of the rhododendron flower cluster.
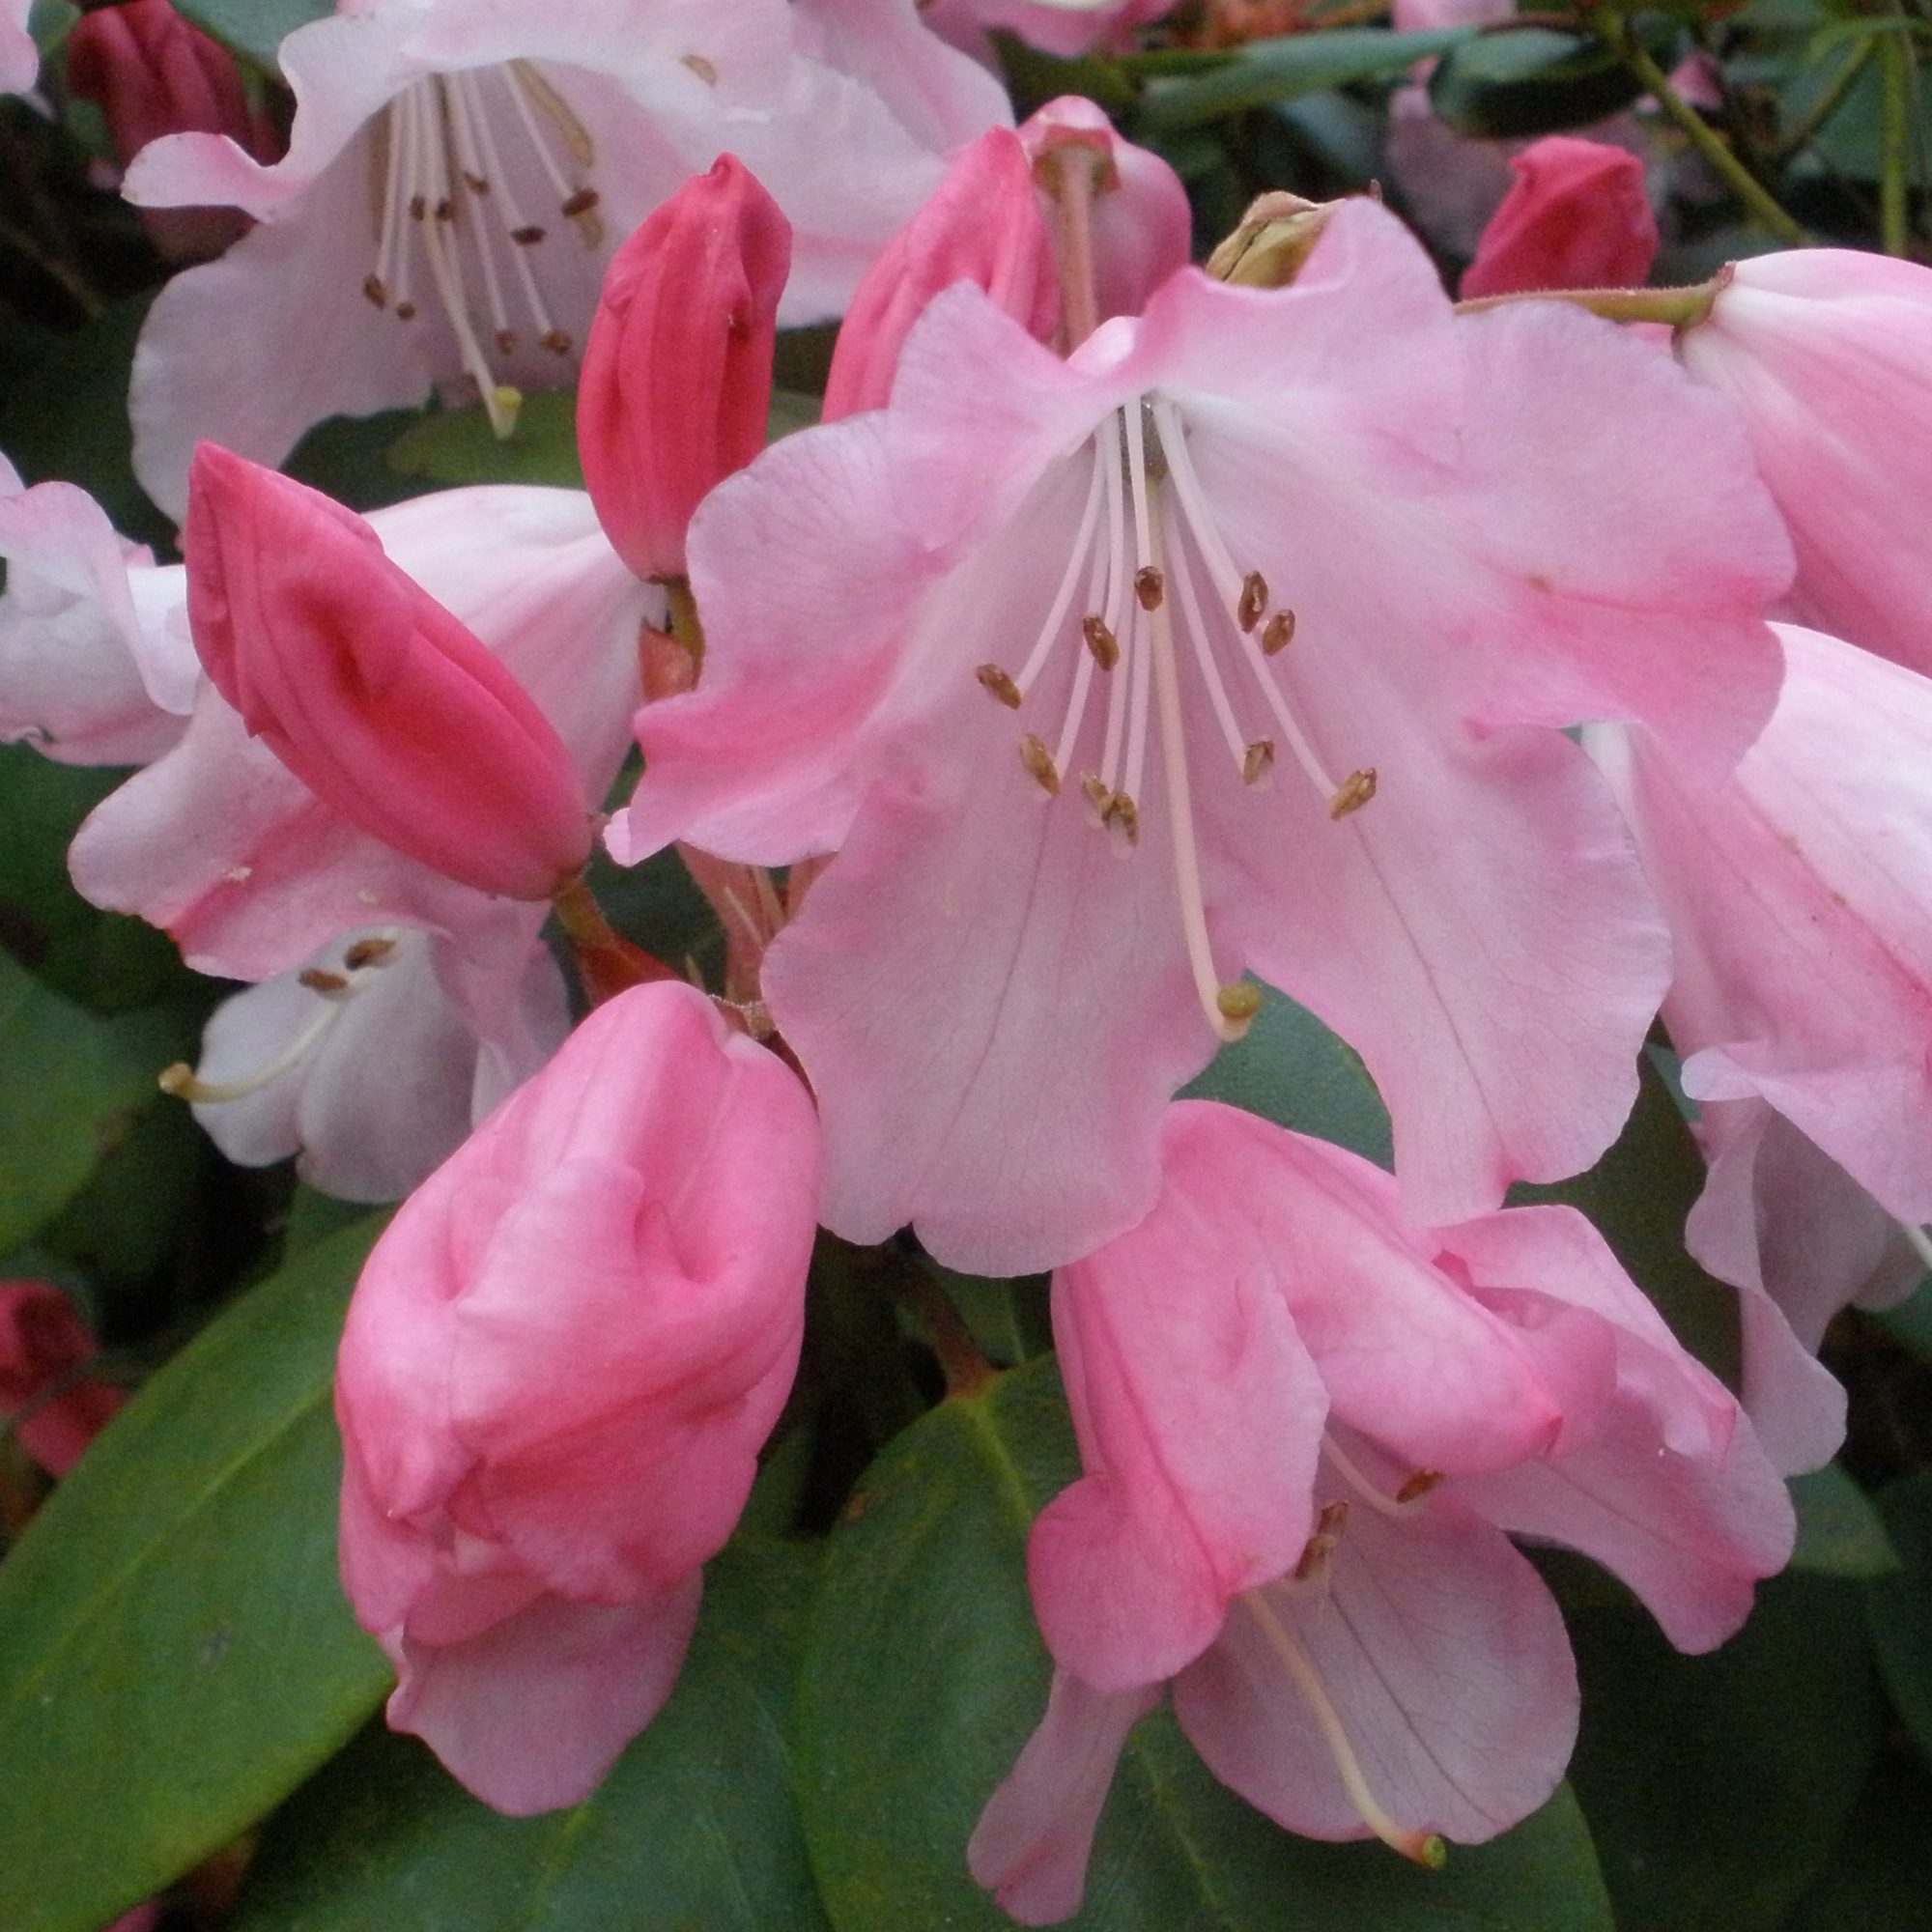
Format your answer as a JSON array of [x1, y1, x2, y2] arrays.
[[2, 11, 1930, 1928]]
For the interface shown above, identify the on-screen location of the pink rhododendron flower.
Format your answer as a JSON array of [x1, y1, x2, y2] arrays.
[[1591, 622, 1932, 1469], [0, 1282, 124, 1478], [121, 0, 1009, 518], [1460, 136, 1658, 298], [617, 197, 1788, 1274], [173, 918, 569, 1203], [1, 0, 36, 97], [185, 445, 593, 901], [70, 481, 649, 984], [1675, 249, 1932, 678], [66, 0, 273, 262], [578, 156, 790, 581], [924, 0, 1173, 62], [970, 1101, 1793, 1922], [335, 979, 820, 1814], [0, 454, 195, 764]]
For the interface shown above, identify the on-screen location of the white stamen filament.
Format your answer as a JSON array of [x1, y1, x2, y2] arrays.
[[458, 70, 566, 343], [1152, 398, 1346, 806], [503, 61, 586, 213], [1052, 457, 1118, 779], [1242, 1590, 1448, 1869], [442, 75, 517, 352], [1015, 441, 1107, 697], [1165, 507, 1258, 779], [1096, 412, 1134, 796], [1323, 1437, 1440, 1520], [158, 933, 404, 1107]]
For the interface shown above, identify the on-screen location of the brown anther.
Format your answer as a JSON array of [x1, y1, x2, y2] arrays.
[[434, 197, 455, 222], [541, 328, 574, 355], [1395, 1468, 1444, 1505], [681, 52, 720, 83], [342, 936, 398, 972], [463, 171, 489, 194], [1019, 733, 1061, 795], [362, 273, 387, 308], [1216, 981, 1264, 1023], [408, 192, 427, 221], [1134, 565, 1165, 611], [1237, 571, 1268, 633], [496, 328, 519, 355], [395, 300, 418, 321], [1261, 609, 1296, 655], [1080, 773, 1112, 816], [298, 968, 350, 994], [559, 186, 600, 219], [1317, 1498, 1350, 1536], [511, 224, 546, 245], [1102, 790, 1140, 845], [976, 663, 1023, 709], [1329, 768, 1378, 819], [1082, 614, 1119, 671], [1242, 739, 1275, 786], [1293, 1532, 1338, 1582]]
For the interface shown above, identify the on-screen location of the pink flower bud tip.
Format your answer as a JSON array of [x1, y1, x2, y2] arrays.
[[0, 1281, 123, 1478], [185, 443, 593, 901], [1460, 136, 1658, 300], [578, 155, 791, 582]]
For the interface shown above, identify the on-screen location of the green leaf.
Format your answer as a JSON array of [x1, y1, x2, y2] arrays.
[[1181, 981, 1393, 1168], [1779, 1748, 1932, 1932], [27, 0, 77, 56], [1428, 26, 1673, 140], [0, 950, 170, 1254], [796, 1359, 1614, 1931], [231, 1539, 828, 1932], [1864, 1471, 1932, 1764], [171, 0, 330, 71], [1138, 27, 1476, 130], [1789, 1463, 1899, 1578], [1873, 1275, 1932, 1362], [0, 1219, 392, 1932], [388, 390, 584, 490], [1566, 1570, 1880, 1932], [1511, 1054, 1740, 1385]]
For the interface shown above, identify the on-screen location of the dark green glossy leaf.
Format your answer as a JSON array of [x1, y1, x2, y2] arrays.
[[0, 950, 173, 1254], [27, 0, 77, 56], [1182, 981, 1393, 1168], [1873, 1276, 1932, 1362], [1864, 1471, 1932, 1764], [1566, 1570, 1879, 1932], [1789, 1463, 1899, 1578], [1512, 1054, 1740, 1384], [232, 1540, 828, 1932], [171, 0, 330, 71], [1139, 27, 1475, 131], [0, 1218, 392, 1932], [1779, 1748, 1932, 1932], [796, 1359, 1614, 1931], [0, 744, 190, 1010], [1428, 26, 1670, 140]]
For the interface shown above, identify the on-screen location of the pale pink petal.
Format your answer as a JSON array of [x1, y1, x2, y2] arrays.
[[968, 1673, 1161, 1926], [1175, 1493, 1576, 1844], [760, 699, 1209, 1275], [1034, 1105, 1328, 1688], [1, 0, 36, 96], [386, 1573, 702, 1815], [1455, 1389, 1793, 1653], [129, 140, 431, 520], [1686, 1097, 1914, 1474], [0, 468, 190, 762], [1599, 627, 1932, 1224]]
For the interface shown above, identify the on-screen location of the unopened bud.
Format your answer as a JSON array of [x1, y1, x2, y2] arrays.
[[1207, 192, 1343, 291], [185, 443, 592, 900], [822, 129, 1060, 422], [578, 155, 792, 581]]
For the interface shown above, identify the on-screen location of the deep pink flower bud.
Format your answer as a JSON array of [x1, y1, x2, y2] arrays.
[[335, 980, 821, 1814], [0, 1281, 123, 1478], [185, 444, 593, 901], [577, 156, 791, 582], [1460, 136, 1658, 299], [822, 128, 1060, 422], [65, 0, 270, 262]]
